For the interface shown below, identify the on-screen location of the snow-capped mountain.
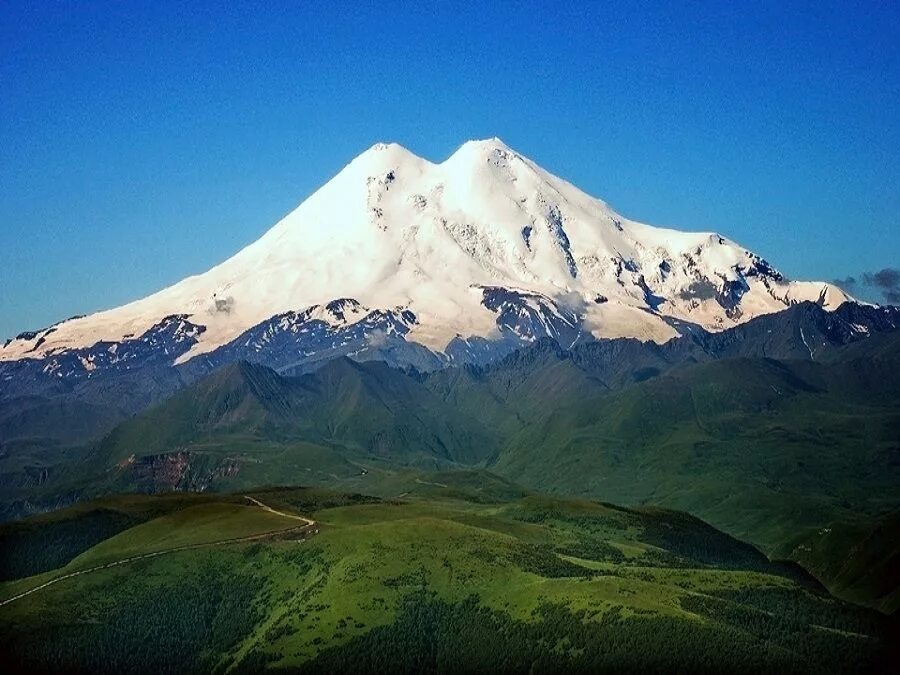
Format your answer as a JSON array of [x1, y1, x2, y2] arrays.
[[2, 138, 852, 373]]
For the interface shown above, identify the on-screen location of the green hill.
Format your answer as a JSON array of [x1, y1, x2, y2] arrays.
[[9, 330, 900, 614], [495, 351, 900, 603], [1, 484, 894, 673], [97, 359, 498, 465]]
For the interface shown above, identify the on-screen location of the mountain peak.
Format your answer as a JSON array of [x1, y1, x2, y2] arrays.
[[352, 137, 518, 169], [349, 141, 426, 174], [359, 141, 412, 157], [455, 136, 513, 153], [0, 138, 853, 366], [447, 137, 518, 164]]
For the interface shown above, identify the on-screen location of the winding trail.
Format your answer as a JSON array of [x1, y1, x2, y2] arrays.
[[243, 496, 315, 526], [0, 497, 316, 609]]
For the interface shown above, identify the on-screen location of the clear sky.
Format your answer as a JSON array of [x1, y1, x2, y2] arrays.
[[1, 1, 899, 338]]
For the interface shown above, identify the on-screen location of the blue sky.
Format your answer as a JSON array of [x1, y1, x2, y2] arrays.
[[1, 1, 899, 338]]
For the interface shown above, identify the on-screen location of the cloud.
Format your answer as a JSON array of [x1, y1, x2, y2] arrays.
[[863, 268, 900, 290], [831, 275, 857, 293], [835, 267, 900, 305], [365, 329, 389, 348], [554, 291, 588, 317], [863, 268, 900, 304]]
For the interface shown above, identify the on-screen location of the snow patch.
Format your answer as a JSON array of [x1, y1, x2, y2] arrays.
[[1, 138, 852, 363]]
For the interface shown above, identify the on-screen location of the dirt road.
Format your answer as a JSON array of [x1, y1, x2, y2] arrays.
[[243, 496, 316, 526], [0, 498, 316, 608]]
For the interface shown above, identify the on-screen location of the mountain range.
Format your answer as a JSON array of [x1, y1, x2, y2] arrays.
[[3, 138, 894, 448], [2, 138, 852, 377], [3, 302, 899, 612], [2, 139, 899, 621], [2, 139, 900, 675]]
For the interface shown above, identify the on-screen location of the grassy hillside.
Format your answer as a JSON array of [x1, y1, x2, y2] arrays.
[[1, 484, 893, 673], [774, 510, 900, 615], [7, 329, 900, 613], [94, 359, 500, 473], [0, 492, 241, 579], [495, 354, 900, 586]]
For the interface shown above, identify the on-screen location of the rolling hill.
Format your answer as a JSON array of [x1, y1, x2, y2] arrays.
[[1, 483, 894, 673], [6, 324, 898, 613]]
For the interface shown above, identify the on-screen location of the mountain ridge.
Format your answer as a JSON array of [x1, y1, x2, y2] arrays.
[[2, 138, 851, 372], [2, 301, 898, 460], [10, 320, 897, 611]]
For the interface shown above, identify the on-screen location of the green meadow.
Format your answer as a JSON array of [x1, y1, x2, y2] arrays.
[[1, 477, 894, 673]]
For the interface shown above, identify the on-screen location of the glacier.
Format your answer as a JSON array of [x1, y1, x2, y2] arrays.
[[2, 137, 851, 372]]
